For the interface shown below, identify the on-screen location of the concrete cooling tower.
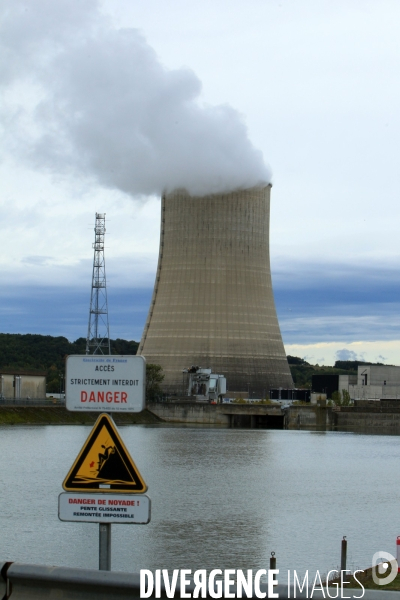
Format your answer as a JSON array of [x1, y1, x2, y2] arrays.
[[138, 185, 293, 396]]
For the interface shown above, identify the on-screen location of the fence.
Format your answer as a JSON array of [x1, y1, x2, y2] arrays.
[[1, 562, 400, 600], [0, 397, 65, 407]]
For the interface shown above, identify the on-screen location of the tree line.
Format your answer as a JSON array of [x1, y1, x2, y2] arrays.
[[0, 333, 138, 393], [1, 332, 388, 394], [287, 355, 390, 388]]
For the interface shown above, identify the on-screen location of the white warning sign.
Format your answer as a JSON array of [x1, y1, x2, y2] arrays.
[[65, 355, 146, 412], [58, 493, 151, 523]]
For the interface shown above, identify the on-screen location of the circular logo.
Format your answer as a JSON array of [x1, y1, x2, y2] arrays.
[[372, 552, 398, 586]]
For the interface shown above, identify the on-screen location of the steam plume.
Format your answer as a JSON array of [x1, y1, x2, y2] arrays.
[[0, 0, 271, 197]]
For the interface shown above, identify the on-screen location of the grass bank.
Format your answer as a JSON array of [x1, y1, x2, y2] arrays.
[[330, 567, 400, 591], [0, 406, 162, 425]]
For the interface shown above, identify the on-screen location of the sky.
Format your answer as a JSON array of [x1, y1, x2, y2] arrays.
[[1, 0, 400, 366]]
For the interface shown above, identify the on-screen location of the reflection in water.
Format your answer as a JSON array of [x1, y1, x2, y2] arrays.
[[0, 425, 399, 577], [128, 428, 272, 572]]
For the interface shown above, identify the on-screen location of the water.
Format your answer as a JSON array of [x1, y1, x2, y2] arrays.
[[0, 424, 398, 576]]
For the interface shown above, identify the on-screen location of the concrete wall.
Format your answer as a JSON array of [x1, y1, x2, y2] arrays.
[[338, 374, 356, 391], [138, 186, 293, 396], [148, 402, 335, 431], [149, 402, 231, 425], [149, 402, 400, 434], [348, 384, 400, 401], [329, 400, 400, 432], [335, 408, 400, 432], [149, 401, 287, 426], [286, 406, 334, 430]]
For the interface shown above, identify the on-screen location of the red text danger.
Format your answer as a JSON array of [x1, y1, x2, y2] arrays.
[[81, 391, 128, 403]]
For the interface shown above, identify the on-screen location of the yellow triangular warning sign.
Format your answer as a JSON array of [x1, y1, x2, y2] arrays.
[[63, 413, 147, 493]]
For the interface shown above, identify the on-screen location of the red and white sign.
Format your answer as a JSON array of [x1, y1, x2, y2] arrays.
[[58, 493, 151, 523], [66, 355, 146, 412]]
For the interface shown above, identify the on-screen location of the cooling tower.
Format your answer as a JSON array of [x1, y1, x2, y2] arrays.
[[138, 185, 293, 396]]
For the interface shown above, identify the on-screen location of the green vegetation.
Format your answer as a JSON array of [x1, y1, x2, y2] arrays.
[[292, 400, 311, 406], [253, 399, 275, 405], [0, 333, 167, 401], [329, 567, 400, 591], [0, 334, 390, 399], [145, 363, 165, 402], [331, 389, 352, 406], [0, 333, 139, 392], [334, 359, 389, 370], [0, 406, 161, 425]]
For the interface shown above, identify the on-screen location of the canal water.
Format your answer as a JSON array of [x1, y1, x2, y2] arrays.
[[0, 425, 398, 577]]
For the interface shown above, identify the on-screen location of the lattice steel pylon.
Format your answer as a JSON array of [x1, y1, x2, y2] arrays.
[[86, 213, 111, 355]]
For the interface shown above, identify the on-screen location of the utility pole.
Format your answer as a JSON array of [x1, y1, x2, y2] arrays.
[[86, 213, 111, 356]]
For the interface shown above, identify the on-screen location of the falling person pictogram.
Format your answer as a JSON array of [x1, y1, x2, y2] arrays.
[[63, 413, 147, 493]]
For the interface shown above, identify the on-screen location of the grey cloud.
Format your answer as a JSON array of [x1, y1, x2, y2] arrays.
[[273, 259, 400, 344], [335, 349, 358, 361], [21, 255, 54, 265], [0, 0, 270, 197]]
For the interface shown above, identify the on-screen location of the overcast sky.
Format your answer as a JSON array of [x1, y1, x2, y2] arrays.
[[1, 0, 400, 366]]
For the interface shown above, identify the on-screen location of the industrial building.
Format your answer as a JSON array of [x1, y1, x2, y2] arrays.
[[312, 374, 357, 399], [138, 185, 293, 396], [313, 365, 400, 401], [0, 370, 46, 399], [350, 365, 400, 400]]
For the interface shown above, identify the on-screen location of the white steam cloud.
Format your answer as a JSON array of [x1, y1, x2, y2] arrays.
[[0, 0, 271, 198]]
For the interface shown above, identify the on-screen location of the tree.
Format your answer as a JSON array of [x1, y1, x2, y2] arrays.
[[341, 389, 351, 406], [146, 364, 164, 402], [331, 390, 352, 406], [287, 355, 310, 366], [0, 333, 139, 374], [331, 391, 342, 405]]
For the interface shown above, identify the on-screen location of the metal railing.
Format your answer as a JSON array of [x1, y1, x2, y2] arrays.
[[1, 562, 400, 600], [0, 397, 66, 406]]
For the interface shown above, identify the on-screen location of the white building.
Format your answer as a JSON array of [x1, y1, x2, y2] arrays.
[[347, 365, 400, 401]]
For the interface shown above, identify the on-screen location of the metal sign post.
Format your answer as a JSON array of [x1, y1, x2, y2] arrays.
[[99, 524, 112, 570], [58, 490, 151, 569], [59, 397, 150, 572]]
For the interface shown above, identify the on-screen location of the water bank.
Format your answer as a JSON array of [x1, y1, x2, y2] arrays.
[[0, 406, 161, 425], [3, 402, 400, 434], [148, 401, 333, 430], [148, 401, 400, 433]]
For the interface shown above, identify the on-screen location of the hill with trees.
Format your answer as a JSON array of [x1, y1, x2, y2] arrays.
[[0, 333, 138, 392], [287, 355, 390, 388], [0, 332, 391, 394]]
